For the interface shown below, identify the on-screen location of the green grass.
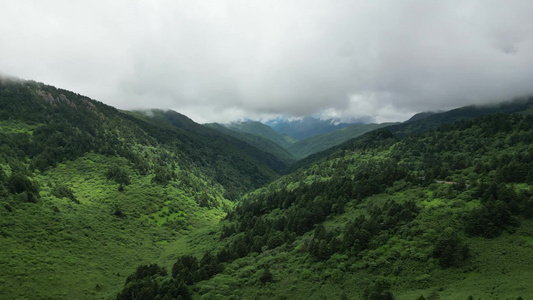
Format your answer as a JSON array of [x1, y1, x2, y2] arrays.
[[0, 153, 228, 299]]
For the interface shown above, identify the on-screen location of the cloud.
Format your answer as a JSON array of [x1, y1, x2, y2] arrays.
[[1, 0, 533, 123]]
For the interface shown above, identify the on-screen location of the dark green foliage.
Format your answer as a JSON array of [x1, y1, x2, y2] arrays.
[[117, 264, 191, 300], [106, 165, 130, 186], [465, 200, 518, 238], [152, 166, 173, 185], [363, 280, 395, 300], [113, 207, 125, 218], [172, 255, 199, 285], [0, 167, 7, 198], [7, 172, 39, 202], [259, 267, 273, 284], [51, 183, 78, 203], [465, 182, 523, 237], [198, 251, 224, 280], [125, 264, 167, 285], [117, 252, 220, 299], [432, 228, 469, 268]]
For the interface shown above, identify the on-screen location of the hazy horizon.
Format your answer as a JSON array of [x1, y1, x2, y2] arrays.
[[2, 1, 533, 124]]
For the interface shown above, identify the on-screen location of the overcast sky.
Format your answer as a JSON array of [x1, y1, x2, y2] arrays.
[[2, 1, 533, 123]]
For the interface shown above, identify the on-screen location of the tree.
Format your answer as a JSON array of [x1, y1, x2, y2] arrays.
[[363, 280, 395, 300], [259, 267, 273, 284], [51, 183, 78, 203], [7, 172, 39, 202], [432, 228, 469, 268], [106, 165, 130, 186]]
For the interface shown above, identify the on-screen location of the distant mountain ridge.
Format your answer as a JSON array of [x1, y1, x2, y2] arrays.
[[288, 97, 533, 173], [209, 119, 395, 161], [204, 122, 296, 164], [265, 116, 363, 140], [287, 122, 397, 159], [389, 97, 533, 137], [216, 121, 297, 148]]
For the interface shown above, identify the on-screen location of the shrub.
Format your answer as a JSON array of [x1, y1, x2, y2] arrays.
[[51, 183, 78, 203], [106, 165, 130, 186]]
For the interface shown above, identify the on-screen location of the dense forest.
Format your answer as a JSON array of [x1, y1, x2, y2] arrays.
[[116, 109, 533, 298], [0, 76, 532, 299]]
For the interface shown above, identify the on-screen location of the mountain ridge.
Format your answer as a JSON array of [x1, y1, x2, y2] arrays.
[[265, 116, 365, 140]]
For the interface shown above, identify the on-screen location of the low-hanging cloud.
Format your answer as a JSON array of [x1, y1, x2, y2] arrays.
[[1, 0, 533, 123]]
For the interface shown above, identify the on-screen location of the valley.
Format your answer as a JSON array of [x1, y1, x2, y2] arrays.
[[0, 77, 532, 299]]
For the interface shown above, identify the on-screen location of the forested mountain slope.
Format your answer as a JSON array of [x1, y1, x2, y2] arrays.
[[118, 112, 533, 299], [0, 77, 285, 199], [0, 77, 285, 299], [389, 98, 533, 137], [288, 98, 533, 174], [215, 121, 298, 149], [287, 122, 397, 159], [205, 122, 296, 165], [210, 121, 395, 162]]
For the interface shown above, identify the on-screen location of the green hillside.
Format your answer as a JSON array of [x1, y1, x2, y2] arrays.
[[205, 123, 296, 165], [389, 98, 533, 137], [288, 98, 533, 174], [1, 75, 532, 300], [219, 121, 298, 148], [0, 77, 285, 299], [117, 111, 533, 299], [287, 122, 397, 159]]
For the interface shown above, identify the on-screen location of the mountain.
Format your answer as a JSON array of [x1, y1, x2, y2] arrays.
[[287, 122, 397, 159], [288, 97, 533, 173], [0, 77, 286, 299], [211, 120, 395, 161], [405, 111, 437, 122], [266, 116, 361, 140], [390, 98, 533, 137], [134, 109, 289, 177], [118, 107, 533, 299], [205, 122, 296, 164], [218, 121, 298, 148], [2, 75, 532, 300]]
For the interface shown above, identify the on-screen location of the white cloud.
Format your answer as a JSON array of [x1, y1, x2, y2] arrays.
[[1, 0, 533, 123]]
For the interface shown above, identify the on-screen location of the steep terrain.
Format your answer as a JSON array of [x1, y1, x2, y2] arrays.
[[211, 121, 396, 161], [118, 106, 533, 299], [1, 75, 532, 299], [287, 122, 397, 159], [288, 98, 533, 174], [0, 77, 285, 299], [205, 122, 296, 165], [216, 121, 297, 149]]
